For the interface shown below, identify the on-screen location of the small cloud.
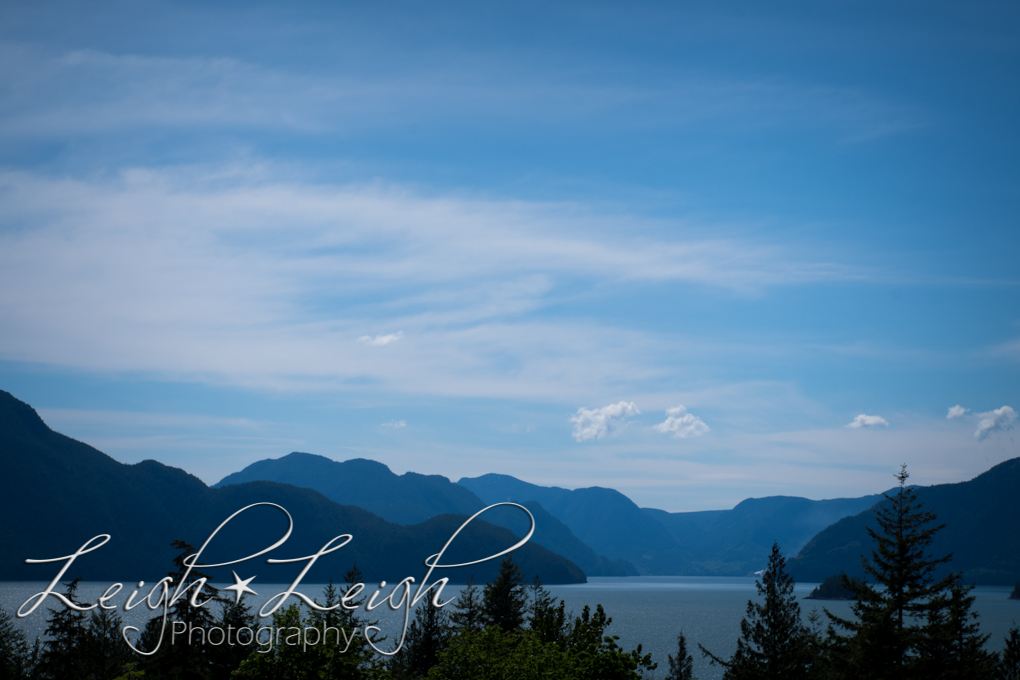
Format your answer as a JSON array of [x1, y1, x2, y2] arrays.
[[946, 405, 968, 419], [846, 413, 889, 429], [974, 405, 1016, 441], [570, 401, 639, 442], [654, 405, 709, 439], [358, 332, 403, 347], [381, 420, 406, 428]]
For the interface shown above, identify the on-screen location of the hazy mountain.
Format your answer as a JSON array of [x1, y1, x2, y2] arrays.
[[217, 452, 633, 576], [644, 493, 885, 576], [787, 458, 1020, 585], [0, 390, 584, 584], [458, 474, 678, 572]]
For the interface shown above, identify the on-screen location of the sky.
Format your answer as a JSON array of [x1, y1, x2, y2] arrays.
[[0, 0, 1017, 512]]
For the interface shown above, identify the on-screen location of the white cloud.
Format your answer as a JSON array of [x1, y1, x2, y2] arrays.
[[946, 405, 968, 419], [974, 406, 1017, 441], [570, 402, 640, 442], [381, 420, 407, 428], [359, 332, 403, 347], [845, 413, 889, 429], [654, 405, 709, 439]]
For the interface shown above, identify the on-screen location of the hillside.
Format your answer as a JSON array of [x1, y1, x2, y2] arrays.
[[0, 390, 584, 584], [787, 459, 1020, 585]]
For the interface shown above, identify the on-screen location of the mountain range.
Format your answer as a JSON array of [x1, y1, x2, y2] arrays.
[[3, 388, 1018, 585]]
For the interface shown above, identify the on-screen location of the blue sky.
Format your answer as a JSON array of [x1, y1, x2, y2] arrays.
[[0, 1, 1017, 511]]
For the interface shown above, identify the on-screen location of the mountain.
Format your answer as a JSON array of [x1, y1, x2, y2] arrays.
[[787, 458, 1020, 585], [460, 473, 891, 576], [0, 390, 584, 584], [216, 452, 633, 576], [217, 453, 482, 525], [458, 474, 678, 572], [644, 493, 884, 576]]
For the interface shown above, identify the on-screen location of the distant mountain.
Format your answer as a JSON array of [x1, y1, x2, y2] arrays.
[[787, 458, 1020, 585], [460, 473, 892, 577], [0, 391, 584, 584], [458, 474, 678, 572], [217, 452, 633, 576], [644, 494, 884, 576], [217, 453, 482, 525]]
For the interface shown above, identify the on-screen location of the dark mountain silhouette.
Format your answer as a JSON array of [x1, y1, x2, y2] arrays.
[[787, 458, 1020, 585], [644, 493, 884, 576], [216, 452, 633, 576], [0, 390, 584, 584]]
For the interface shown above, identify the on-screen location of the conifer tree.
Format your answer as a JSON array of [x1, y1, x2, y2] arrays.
[[914, 583, 996, 679], [482, 557, 528, 632], [0, 604, 32, 680], [37, 578, 89, 679], [449, 577, 484, 634], [665, 631, 696, 680], [527, 575, 567, 645], [388, 600, 451, 679], [826, 465, 957, 679], [998, 626, 1020, 680], [700, 543, 813, 680]]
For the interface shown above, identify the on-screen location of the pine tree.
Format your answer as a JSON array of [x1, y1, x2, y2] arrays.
[[82, 606, 135, 680], [665, 631, 696, 680], [37, 578, 89, 679], [449, 577, 485, 634], [482, 557, 528, 632], [825, 465, 957, 679], [388, 600, 451, 679], [700, 543, 813, 680], [999, 626, 1020, 680], [914, 583, 996, 679], [0, 604, 32, 680], [527, 575, 567, 645]]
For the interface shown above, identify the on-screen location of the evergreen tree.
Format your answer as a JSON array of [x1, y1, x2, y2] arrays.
[[700, 543, 813, 680], [82, 606, 135, 680], [564, 603, 656, 680], [207, 595, 256, 680], [482, 557, 527, 633], [526, 576, 567, 645], [914, 583, 996, 679], [999, 626, 1020, 680], [449, 578, 484, 634], [825, 465, 957, 679], [0, 604, 33, 680], [37, 578, 89, 679], [665, 631, 696, 680], [389, 600, 451, 679]]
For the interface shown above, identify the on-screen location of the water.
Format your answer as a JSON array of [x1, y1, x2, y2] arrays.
[[3, 578, 1017, 680]]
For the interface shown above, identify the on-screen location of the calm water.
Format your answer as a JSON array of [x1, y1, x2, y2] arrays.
[[3, 578, 1017, 680]]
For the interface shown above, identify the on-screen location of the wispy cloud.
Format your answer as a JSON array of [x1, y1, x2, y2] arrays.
[[653, 405, 709, 439], [975, 406, 1017, 441], [845, 413, 889, 429], [381, 420, 406, 428], [570, 402, 640, 442], [946, 405, 968, 419], [359, 332, 403, 347]]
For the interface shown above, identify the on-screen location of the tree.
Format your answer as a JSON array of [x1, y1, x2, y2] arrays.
[[914, 583, 996, 679], [526, 576, 567, 645], [389, 600, 452, 679], [998, 626, 1020, 680], [449, 578, 484, 634], [0, 604, 33, 680], [37, 578, 89, 679], [666, 631, 695, 680], [82, 606, 135, 680], [564, 603, 656, 680], [482, 557, 528, 633], [826, 465, 957, 679], [700, 543, 813, 680], [665, 631, 696, 680]]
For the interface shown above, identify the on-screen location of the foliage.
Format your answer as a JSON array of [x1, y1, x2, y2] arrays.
[[448, 578, 484, 634], [999, 626, 1020, 680], [700, 543, 813, 680], [665, 631, 695, 680], [0, 604, 33, 680], [482, 557, 528, 632]]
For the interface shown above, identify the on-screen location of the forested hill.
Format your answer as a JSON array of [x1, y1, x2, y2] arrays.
[[787, 457, 1020, 585], [0, 390, 585, 584]]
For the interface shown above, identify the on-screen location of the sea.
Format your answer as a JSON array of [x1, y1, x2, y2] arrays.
[[3, 577, 1017, 680]]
